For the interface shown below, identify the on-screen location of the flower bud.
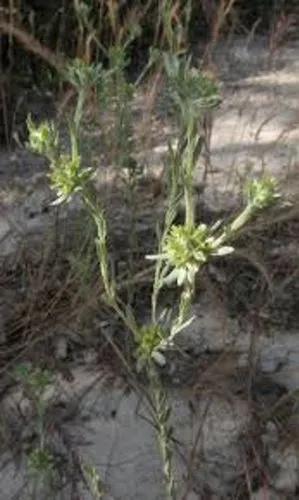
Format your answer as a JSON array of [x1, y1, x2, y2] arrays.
[[27, 117, 58, 159], [247, 177, 280, 210]]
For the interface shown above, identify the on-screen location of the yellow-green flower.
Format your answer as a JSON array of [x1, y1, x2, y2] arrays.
[[49, 154, 93, 205], [246, 177, 280, 210], [27, 117, 58, 159], [148, 224, 233, 286], [135, 325, 167, 370]]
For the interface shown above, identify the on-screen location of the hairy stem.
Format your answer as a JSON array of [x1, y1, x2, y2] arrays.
[[149, 364, 176, 500], [83, 189, 139, 338]]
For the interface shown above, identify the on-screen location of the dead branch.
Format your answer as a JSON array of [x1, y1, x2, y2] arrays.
[[0, 20, 66, 73]]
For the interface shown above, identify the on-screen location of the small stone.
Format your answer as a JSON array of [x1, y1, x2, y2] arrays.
[[238, 352, 249, 368], [9, 154, 17, 163], [153, 144, 168, 154], [83, 349, 98, 365], [271, 446, 299, 493], [251, 487, 281, 500], [185, 492, 200, 500], [55, 336, 68, 360], [259, 344, 289, 374], [177, 296, 243, 354], [0, 234, 18, 258], [262, 421, 279, 446]]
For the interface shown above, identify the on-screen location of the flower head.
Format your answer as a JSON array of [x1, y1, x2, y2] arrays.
[[49, 154, 93, 205], [28, 448, 54, 475], [164, 53, 220, 129], [64, 59, 102, 91], [148, 224, 233, 286], [165, 224, 213, 267], [246, 177, 280, 210], [135, 325, 167, 370], [27, 117, 58, 159]]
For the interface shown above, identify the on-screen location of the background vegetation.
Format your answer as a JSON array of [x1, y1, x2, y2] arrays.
[[0, 0, 298, 145]]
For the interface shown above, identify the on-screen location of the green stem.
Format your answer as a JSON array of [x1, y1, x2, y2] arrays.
[[180, 131, 198, 322], [184, 182, 194, 228], [69, 88, 87, 161], [149, 364, 176, 500], [74, 88, 86, 138], [177, 280, 194, 330], [125, 178, 138, 306], [82, 189, 139, 339], [151, 146, 182, 324], [214, 204, 254, 248], [230, 204, 254, 233], [183, 126, 199, 228]]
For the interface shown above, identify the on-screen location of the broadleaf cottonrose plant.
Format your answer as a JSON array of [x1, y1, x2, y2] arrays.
[[27, 52, 282, 500]]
